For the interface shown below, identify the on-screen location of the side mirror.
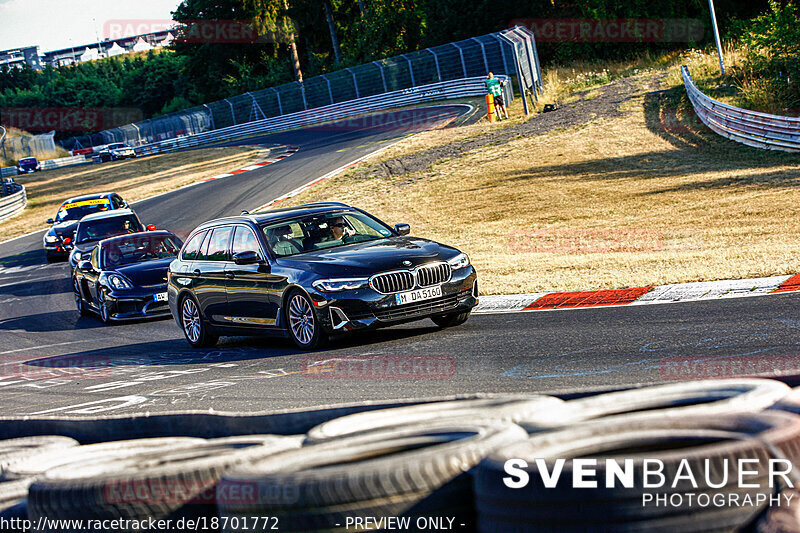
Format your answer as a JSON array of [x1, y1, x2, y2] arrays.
[[146, 224, 157, 231], [46, 218, 54, 224], [78, 260, 93, 272], [233, 250, 261, 265], [394, 223, 411, 236]]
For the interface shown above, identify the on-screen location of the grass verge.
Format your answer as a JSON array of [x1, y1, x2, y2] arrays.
[[272, 56, 800, 295], [1, 147, 264, 241]]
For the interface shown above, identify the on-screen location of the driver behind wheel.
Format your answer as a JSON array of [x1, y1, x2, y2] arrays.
[[326, 216, 356, 244]]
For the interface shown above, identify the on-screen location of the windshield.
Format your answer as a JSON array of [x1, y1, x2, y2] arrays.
[[108, 143, 125, 149], [19, 158, 37, 165], [76, 215, 142, 243], [262, 210, 393, 257], [55, 198, 111, 222], [101, 234, 182, 269]]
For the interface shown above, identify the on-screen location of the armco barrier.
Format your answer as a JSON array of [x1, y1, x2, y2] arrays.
[[0, 184, 27, 222], [0, 167, 16, 178], [682, 66, 800, 152], [135, 76, 512, 156], [39, 154, 90, 171], [58, 27, 540, 151]]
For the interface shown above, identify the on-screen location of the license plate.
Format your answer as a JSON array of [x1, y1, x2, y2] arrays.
[[154, 292, 168, 302], [395, 285, 442, 305]]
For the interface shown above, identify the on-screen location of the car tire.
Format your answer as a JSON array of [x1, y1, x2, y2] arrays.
[[27, 436, 300, 525], [285, 290, 326, 350], [219, 421, 527, 532], [180, 295, 218, 348], [97, 288, 111, 324], [474, 411, 800, 532], [0, 436, 79, 473], [72, 278, 89, 317], [305, 394, 570, 443], [431, 311, 470, 328]]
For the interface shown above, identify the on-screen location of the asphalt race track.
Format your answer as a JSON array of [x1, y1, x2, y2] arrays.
[[1, 105, 799, 418]]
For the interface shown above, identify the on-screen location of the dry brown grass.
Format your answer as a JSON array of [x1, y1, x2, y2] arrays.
[[274, 67, 800, 295], [1, 147, 263, 240]]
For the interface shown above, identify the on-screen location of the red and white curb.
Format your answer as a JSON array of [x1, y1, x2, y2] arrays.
[[199, 145, 299, 184], [475, 274, 800, 314]]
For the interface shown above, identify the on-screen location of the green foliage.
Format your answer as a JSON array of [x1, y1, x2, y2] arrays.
[[735, 1, 800, 111], [1, 0, 789, 137]]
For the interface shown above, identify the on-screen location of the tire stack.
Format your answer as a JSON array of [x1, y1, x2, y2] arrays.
[[1, 379, 800, 532]]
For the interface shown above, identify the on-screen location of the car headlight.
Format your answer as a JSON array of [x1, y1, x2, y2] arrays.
[[312, 278, 369, 292], [447, 252, 470, 270], [45, 235, 58, 243], [107, 274, 134, 290], [72, 251, 82, 261]]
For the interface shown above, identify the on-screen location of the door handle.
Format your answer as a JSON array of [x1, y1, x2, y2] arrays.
[[225, 272, 235, 279], [193, 269, 201, 276]]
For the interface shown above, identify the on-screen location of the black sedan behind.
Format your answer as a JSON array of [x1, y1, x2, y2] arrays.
[[73, 231, 183, 323]]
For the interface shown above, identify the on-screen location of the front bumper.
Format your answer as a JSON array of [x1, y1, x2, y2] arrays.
[[104, 286, 171, 321], [44, 242, 73, 256], [310, 266, 478, 334]]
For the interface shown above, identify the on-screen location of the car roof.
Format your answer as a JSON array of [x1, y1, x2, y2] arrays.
[[193, 203, 354, 232], [77, 208, 137, 224], [98, 230, 176, 247], [60, 192, 116, 205]]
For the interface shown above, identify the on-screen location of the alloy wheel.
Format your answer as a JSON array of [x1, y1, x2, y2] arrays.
[[73, 278, 82, 313], [288, 294, 315, 346], [98, 290, 109, 323], [182, 298, 201, 344]]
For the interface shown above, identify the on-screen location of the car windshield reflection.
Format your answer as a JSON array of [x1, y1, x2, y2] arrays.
[[101, 234, 181, 269], [262, 210, 393, 257]]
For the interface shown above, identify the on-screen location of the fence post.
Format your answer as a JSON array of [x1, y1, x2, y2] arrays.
[[373, 61, 388, 92], [224, 99, 236, 126], [203, 104, 216, 130], [298, 81, 308, 110], [320, 76, 334, 105], [401, 54, 415, 87], [248, 92, 266, 121], [498, 33, 529, 115], [347, 68, 360, 98], [492, 35, 510, 77], [451, 43, 467, 77], [428, 49, 442, 81], [516, 29, 538, 102], [272, 88, 284, 115], [471, 37, 489, 73]]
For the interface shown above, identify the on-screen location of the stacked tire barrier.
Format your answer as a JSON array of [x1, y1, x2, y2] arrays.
[[682, 66, 800, 152], [2, 379, 800, 532], [0, 183, 26, 223]]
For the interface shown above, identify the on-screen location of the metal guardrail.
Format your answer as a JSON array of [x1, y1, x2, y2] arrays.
[[682, 66, 800, 152], [59, 27, 540, 151], [0, 167, 16, 178], [0, 183, 27, 222], [40, 155, 90, 171], [135, 76, 512, 156]]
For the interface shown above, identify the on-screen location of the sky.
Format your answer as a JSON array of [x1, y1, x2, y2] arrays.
[[0, 0, 183, 52]]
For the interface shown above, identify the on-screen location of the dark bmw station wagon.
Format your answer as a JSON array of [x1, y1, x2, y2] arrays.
[[167, 202, 478, 349]]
